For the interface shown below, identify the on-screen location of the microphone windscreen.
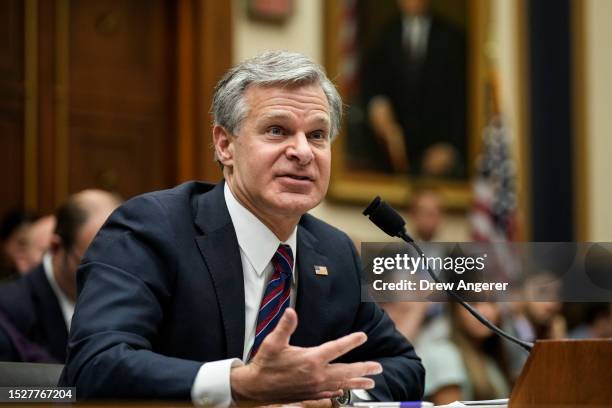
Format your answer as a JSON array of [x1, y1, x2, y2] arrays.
[[363, 197, 406, 237]]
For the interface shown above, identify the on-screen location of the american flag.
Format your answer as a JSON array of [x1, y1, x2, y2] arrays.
[[340, 0, 359, 98], [470, 117, 518, 242]]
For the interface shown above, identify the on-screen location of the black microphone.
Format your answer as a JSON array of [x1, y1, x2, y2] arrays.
[[363, 196, 533, 352]]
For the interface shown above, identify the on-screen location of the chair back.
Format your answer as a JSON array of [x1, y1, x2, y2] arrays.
[[0, 362, 64, 387]]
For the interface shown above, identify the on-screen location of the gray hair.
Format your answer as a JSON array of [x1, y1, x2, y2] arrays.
[[212, 50, 343, 141]]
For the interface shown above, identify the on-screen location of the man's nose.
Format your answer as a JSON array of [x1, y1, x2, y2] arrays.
[[287, 133, 314, 165]]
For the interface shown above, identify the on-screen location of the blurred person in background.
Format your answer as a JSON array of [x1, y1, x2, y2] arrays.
[[0, 310, 56, 363], [363, 0, 466, 177], [507, 272, 567, 343], [418, 302, 512, 405], [568, 303, 612, 339], [503, 299, 566, 380], [512, 301, 566, 341], [0, 210, 55, 280], [26, 214, 56, 270], [382, 188, 446, 341], [0, 209, 38, 279], [410, 188, 444, 241], [0, 189, 121, 362]]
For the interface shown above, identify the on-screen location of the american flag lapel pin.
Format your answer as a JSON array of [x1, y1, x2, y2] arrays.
[[314, 265, 328, 276]]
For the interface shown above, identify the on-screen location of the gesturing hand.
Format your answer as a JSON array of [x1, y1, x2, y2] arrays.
[[230, 308, 383, 403]]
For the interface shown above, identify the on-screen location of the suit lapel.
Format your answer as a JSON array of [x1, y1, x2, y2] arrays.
[[28, 265, 68, 361], [292, 225, 332, 347], [194, 182, 245, 359]]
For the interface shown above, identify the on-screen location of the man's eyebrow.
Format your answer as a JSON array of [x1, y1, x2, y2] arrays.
[[310, 115, 331, 127], [258, 112, 294, 122], [257, 112, 330, 124]]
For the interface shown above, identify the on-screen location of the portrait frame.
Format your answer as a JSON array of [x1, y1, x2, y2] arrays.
[[324, 0, 492, 210]]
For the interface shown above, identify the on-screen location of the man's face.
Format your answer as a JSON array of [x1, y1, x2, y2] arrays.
[[56, 215, 107, 300], [398, 0, 430, 17], [411, 192, 442, 241], [3, 224, 32, 273], [218, 84, 332, 221]]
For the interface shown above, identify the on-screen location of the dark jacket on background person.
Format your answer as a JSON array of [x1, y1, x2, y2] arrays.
[[0, 264, 68, 362], [0, 311, 58, 363]]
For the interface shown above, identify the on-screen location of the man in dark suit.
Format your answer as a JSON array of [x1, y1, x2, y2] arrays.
[[0, 190, 120, 362], [60, 51, 425, 406], [363, 0, 467, 177]]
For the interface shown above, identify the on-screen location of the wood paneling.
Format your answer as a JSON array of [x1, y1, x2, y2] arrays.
[[67, 0, 173, 197], [197, 0, 232, 182], [0, 113, 23, 215], [36, 0, 57, 214], [0, 0, 24, 215], [0, 0, 24, 82], [509, 339, 612, 407], [1, 0, 232, 215], [175, 0, 229, 183]]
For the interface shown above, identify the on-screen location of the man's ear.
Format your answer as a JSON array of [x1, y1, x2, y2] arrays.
[[49, 234, 63, 255], [213, 125, 235, 167]]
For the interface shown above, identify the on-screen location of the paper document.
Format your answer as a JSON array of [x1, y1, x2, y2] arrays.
[[434, 399, 508, 407]]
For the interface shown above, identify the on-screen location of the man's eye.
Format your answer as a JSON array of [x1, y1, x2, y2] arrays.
[[309, 131, 327, 141], [268, 126, 285, 136]]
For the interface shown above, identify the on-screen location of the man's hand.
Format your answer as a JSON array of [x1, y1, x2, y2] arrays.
[[368, 97, 409, 172], [230, 308, 383, 403], [421, 143, 457, 176]]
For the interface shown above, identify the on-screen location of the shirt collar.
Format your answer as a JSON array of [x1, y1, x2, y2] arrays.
[[403, 14, 431, 27], [402, 15, 432, 36], [224, 183, 297, 278], [42, 252, 75, 330]]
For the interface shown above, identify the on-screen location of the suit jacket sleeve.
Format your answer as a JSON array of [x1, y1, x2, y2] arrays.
[[58, 195, 202, 399], [342, 239, 425, 401]]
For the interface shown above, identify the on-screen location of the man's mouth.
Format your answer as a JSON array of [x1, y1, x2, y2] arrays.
[[279, 174, 313, 181]]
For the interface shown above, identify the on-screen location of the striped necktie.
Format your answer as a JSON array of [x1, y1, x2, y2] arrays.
[[249, 244, 294, 359]]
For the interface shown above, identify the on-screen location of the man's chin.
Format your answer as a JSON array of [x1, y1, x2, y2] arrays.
[[272, 193, 321, 216]]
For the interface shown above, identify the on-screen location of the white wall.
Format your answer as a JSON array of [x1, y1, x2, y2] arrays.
[[585, 0, 612, 241], [232, 0, 323, 64]]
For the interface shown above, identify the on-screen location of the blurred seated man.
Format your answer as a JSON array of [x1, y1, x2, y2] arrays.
[[59, 51, 424, 406], [0, 209, 38, 279], [0, 190, 121, 362], [382, 189, 445, 341], [410, 188, 444, 242], [382, 189, 447, 340]]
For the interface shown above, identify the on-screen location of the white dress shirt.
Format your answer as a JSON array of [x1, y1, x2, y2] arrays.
[[191, 183, 297, 407], [42, 252, 75, 331], [403, 15, 431, 61]]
